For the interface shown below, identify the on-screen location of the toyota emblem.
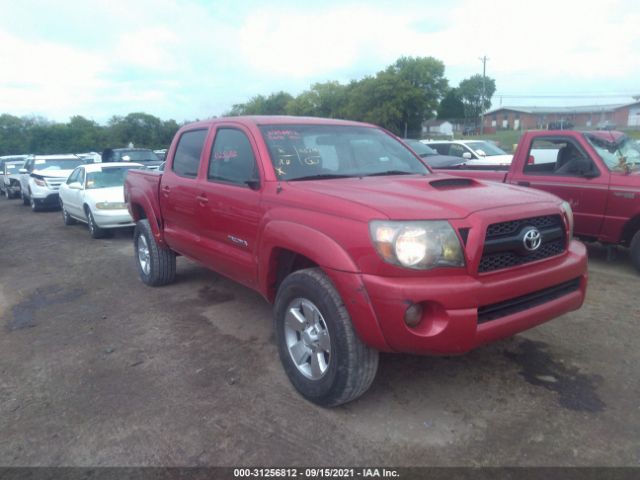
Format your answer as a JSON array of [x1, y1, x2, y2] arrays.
[[523, 228, 542, 252]]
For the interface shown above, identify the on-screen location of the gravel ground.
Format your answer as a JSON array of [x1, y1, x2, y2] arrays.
[[0, 197, 638, 467]]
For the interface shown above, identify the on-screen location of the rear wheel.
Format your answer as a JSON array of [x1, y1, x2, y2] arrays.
[[133, 219, 176, 286], [630, 231, 640, 273], [274, 268, 379, 407]]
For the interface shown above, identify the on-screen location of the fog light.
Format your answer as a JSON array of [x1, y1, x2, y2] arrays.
[[404, 303, 423, 327]]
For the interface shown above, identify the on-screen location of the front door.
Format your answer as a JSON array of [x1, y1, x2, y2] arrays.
[[197, 126, 263, 287]]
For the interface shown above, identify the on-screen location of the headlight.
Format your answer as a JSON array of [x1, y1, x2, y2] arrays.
[[560, 201, 574, 240], [95, 202, 127, 210], [369, 220, 465, 270]]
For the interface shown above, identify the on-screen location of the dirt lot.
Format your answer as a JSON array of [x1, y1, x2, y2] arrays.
[[0, 197, 638, 467]]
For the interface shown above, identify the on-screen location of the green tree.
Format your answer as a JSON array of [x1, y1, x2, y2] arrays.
[[229, 91, 294, 116], [0, 114, 30, 155], [458, 74, 496, 127], [437, 89, 465, 120]]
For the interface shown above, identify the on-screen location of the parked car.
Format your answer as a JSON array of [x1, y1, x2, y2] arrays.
[[436, 130, 640, 271], [0, 155, 28, 177], [102, 148, 163, 170], [424, 139, 513, 166], [402, 139, 465, 168], [125, 115, 587, 407], [154, 149, 167, 161], [1, 160, 25, 198], [59, 162, 142, 238], [19, 154, 87, 211]]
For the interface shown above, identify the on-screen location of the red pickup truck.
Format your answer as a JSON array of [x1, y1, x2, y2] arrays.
[[437, 130, 640, 272], [124, 116, 587, 406]]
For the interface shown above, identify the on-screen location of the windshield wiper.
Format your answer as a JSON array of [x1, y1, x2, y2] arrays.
[[364, 170, 416, 177], [289, 173, 355, 181]]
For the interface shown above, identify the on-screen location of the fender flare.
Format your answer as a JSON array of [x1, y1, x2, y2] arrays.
[[258, 221, 392, 352]]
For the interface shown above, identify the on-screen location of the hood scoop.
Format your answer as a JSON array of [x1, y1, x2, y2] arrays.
[[429, 178, 475, 189]]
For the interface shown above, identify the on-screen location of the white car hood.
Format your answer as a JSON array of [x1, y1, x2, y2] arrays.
[[85, 186, 125, 203], [32, 169, 75, 179]]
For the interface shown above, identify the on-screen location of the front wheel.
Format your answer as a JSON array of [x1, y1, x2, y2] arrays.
[[29, 196, 40, 212], [21, 191, 29, 205], [274, 268, 379, 407], [133, 219, 176, 286], [630, 231, 640, 273], [86, 208, 107, 239], [61, 201, 76, 225]]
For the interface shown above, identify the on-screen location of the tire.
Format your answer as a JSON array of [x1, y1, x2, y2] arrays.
[[85, 207, 107, 239], [29, 195, 40, 212], [274, 268, 379, 407], [631, 231, 640, 273], [60, 201, 76, 225], [133, 219, 176, 286], [22, 191, 29, 206]]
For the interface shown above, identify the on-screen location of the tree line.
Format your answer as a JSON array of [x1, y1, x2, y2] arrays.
[[0, 113, 180, 156], [0, 56, 496, 156], [228, 56, 496, 137]]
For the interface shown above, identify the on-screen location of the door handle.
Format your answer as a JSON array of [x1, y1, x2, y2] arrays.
[[196, 194, 208, 205], [517, 181, 530, 187]]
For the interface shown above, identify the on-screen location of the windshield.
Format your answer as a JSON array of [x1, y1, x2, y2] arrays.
[[5, 162, 24, 173], [86, 166, 137, 189], [113, 150, 160, 162], [584, 134, 640, 172], [33, 158, 85, 171], [404, 139, 437, 157], [259, 125, 429, 180], [466, 141, 507, 156]]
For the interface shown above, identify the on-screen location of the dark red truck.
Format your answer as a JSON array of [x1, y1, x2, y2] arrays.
[[437, 130, 640, 271], [124, 116, 587, 406]]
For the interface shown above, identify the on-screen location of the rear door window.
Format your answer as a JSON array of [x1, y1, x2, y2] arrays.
[[172, 129, 208, 178]]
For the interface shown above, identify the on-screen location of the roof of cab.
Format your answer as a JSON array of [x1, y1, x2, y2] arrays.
[[180, 115, 377, 130]]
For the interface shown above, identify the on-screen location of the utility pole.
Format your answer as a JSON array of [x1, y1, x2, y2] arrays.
[[479, 55, 488, 135]]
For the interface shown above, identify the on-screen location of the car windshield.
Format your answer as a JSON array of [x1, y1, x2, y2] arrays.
[[114, 150, 160, 162], [86, 166, 137, 189], [259, 125, 429, 180], [584, 134, 640, 172], [6, 162, 24, 170], [466, 141, 507, 156], [404, 140, 437, 157], [33, 158, 84, 170]]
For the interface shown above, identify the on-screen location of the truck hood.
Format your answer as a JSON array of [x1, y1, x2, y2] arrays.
[[286, 174, 560, 220]]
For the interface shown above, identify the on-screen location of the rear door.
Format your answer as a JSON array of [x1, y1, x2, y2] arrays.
[[159, 128, 210, 258], [197, 125, 263, 287], [508, 135, 609, 236]]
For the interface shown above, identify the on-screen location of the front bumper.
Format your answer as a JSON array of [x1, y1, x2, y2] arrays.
[[92, 209, 135, 228], [357, 240, 587, 355], [31, 193, 60, 207]]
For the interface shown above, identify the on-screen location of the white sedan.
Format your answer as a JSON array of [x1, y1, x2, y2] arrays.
[[58, 162, 141, 238]]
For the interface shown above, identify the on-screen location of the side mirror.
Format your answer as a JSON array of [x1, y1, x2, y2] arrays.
[[475, 149, 487, 157], [68, 182, 83, 190], [19, 168, 28, 174], [462, 152, 473, 160]]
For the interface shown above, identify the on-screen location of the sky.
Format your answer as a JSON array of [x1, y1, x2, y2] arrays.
[[1, 0, 639, 124]]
